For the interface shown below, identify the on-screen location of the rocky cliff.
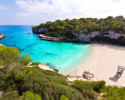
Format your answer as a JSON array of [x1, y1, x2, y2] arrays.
[[33, 28, 125, 45]]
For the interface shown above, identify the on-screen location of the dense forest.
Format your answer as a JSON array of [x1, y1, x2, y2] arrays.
[[0, 45, 125, 100], [32, 16, 125, 39]]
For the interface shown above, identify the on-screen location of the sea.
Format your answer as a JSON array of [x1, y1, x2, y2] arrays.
[[0, 25, 92, 74]]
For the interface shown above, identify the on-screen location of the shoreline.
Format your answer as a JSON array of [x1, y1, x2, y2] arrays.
[[73, 43, 125, 87], [59, 44, 92, 75], [32, 43, 125, 87]]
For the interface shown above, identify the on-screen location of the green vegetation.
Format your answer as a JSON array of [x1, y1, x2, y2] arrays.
[[71, 81, 97, 100], [0, 46, 31, 73], [0, 45, 125, 100], [32, 16, 125, 39], [20, 91, 41, 100], [60, 95, 69, 100]]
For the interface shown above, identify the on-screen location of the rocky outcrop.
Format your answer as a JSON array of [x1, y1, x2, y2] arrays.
[[73, 31, 100, 43], [33, 28, 47, 33], [33, 28, 125, 45], [37, 34, 62, 42], [73, 31, 125, 45], [74, 33, 91, 42], [83, 71, 94, 80], [0, 33, 5, 39]]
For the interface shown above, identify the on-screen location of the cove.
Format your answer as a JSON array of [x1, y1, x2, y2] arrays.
[[0, 25, 91, 74]]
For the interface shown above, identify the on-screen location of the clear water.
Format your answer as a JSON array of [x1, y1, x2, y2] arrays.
[[0, 25, 91, 74]]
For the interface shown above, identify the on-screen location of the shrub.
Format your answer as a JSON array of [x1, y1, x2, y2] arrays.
[[6, 67, 85, 100], [60, 95, 69, 100], [103, 86, 125, 100], [0, 90, 19, 100], [31, 62, 39, 67], [57, 84, 85, 100], [92, 81, 106, 92], [72, 80, 97, 100], [6, 67, 71, 100], [20, 91, 41, 100]]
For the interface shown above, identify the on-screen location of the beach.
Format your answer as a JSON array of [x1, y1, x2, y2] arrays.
[[74, 44, 125, 87], [37, 43, 125, 87]]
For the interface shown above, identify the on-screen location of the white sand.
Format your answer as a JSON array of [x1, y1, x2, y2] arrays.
[[38, 64, 54, 71], [74, 44, 125, 87]]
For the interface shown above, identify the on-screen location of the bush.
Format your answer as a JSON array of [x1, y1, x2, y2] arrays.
[[57, 84, 85, 100], [0, 90, 19, 100], [60, 95, 69, 100], [31, 62, 39, 67], [71, 80, 97, 100], [6, 67, 78, 100], [2, 67, 85, 100], [12, 67, 59, 100], [92, 81, 106, 92], [20, 91, 41, 100], [103, 86, 125, 100]]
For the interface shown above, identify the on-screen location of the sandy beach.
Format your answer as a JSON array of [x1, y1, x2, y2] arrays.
[[36, 43, 125, 87], [74, 44, 125, 87]]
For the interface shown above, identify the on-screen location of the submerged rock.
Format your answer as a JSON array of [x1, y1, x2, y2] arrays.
[[0, 33, 5, 39]]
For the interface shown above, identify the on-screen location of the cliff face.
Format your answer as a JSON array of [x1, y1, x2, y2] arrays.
[[74, 31, 125, 45], [0, 33, 5, 39], [32, 28, 47, 33], [32, 28, 125, 45]]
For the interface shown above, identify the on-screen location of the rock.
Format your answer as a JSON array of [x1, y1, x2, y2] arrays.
[[38, 28, 47, 33], [33, 28, 47, 33], [0, 33, 5, 39], [38, 34, 62, 42], [83, 71, 94, 80], [54, 69, 59, 72], [73, 33, 91, 42], [67, 75, 70, 77]]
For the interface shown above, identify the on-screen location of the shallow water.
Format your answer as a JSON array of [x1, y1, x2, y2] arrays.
[[0, 25, 91, 74]]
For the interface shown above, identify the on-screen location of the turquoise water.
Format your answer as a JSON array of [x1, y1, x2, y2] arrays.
[[0, 25, 91, 74]]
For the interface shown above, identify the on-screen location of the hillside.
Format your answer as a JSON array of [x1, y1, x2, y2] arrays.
[[32, 16, 125, 45]]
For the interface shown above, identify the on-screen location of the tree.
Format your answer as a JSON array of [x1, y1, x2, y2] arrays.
[[0, 46, 21, 73], [22, 54, 31, 65], [0, 46, 31, 73], [105, 16, 114, 21], [32, 16, 125, 39], [115, 16, 125, 21]]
